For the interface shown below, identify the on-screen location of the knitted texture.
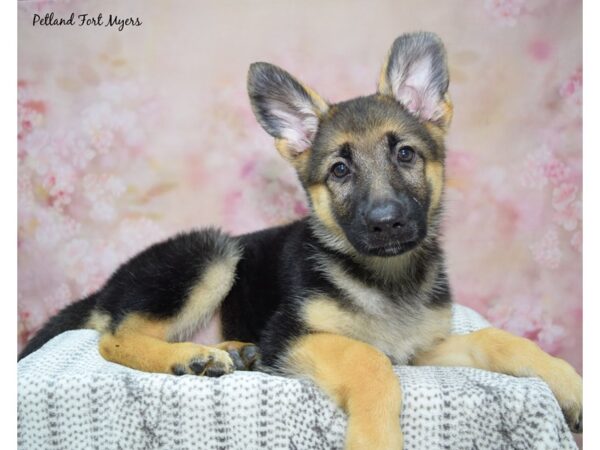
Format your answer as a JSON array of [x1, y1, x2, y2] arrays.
[[17, 305, 576, 449]]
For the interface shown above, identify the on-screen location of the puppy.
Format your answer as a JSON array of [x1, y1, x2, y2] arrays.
[[19, 32, 582, 449]]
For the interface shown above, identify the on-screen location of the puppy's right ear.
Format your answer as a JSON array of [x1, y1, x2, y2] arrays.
[[248, 63, 329, 163]]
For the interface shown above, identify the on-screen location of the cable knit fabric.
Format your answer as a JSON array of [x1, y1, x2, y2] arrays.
[[17, 305, 576, 449]]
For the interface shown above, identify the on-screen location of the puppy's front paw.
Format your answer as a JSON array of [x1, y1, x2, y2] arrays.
[[216, 341, 261, 371], [545, 357, 582, 433], [170, 344, 234, 377]]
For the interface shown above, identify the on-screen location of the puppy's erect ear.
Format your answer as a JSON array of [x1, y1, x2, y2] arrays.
[[248, 62, 329, 162], [378, 32, 452, 130]]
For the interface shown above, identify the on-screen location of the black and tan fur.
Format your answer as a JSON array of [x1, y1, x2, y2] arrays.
[[19, 32, 582, 448]]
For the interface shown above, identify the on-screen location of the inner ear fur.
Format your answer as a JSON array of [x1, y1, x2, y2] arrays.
[[247, 62, 329, 163], [378, 32, 453, 131]]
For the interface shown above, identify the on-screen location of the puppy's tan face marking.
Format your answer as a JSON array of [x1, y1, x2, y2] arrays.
[[425, 160, 444, 218], [307, 184, 341, 234]]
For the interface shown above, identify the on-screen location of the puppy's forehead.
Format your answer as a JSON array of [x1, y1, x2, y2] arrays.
[[315, 95, 435, 153]]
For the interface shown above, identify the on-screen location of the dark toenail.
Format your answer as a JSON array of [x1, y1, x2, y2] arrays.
[[241, 345, 258, 361], [248, 358, 261, 371], [171, 364, 186, 376], [205, 364, 226, 378], [227, 350, 244, 370], [189, 360, 207, 374], [575, 413, 582, 433]]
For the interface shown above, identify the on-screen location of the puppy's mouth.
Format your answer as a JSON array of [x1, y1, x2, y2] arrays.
[[346, 222, 427, 257], [362, 239, 420, 257]]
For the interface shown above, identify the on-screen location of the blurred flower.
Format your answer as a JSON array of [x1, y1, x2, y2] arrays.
[[570, 230, 582, 253], [17, 81, 46, 140], [487, 297, 566, 355], [484, 0, 526, 26], [552, 183, 578, 211], [553, 200, 581, 231], [559, 66, 582, 118], [530, 228, 562, 269], [521, 148, 572, 189]]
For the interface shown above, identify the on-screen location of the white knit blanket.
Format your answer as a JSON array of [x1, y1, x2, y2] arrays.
[[17, 305, 576, 449]]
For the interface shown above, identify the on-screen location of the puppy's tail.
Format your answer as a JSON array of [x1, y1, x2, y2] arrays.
[[18, 293, 98, 361]]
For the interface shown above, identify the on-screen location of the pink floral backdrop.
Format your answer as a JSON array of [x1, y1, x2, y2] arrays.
[[18, 0, 582, 376]]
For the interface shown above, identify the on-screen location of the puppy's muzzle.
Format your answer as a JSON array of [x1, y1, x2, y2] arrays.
[[361, 197, 424, 254], [365, 201, 408, 235]]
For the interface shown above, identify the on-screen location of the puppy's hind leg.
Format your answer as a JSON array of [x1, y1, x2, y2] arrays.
[[285, 333, 403, 450], [99, 316, 236, 377], [97, 229, 243, 377]]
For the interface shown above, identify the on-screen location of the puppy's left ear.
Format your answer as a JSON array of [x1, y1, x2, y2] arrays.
[[378, 32, 453, 130], [248, 62, 329, 164]]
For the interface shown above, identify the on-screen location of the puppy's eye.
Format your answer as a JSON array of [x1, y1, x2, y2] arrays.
[[397, 146, 415, 163], [331, 162, 350, 178]]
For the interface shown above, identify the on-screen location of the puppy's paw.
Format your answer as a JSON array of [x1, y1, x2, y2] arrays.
[[545, 357, 582, 433], [169, 343, 234, 377], [217, 341, 261, 371]]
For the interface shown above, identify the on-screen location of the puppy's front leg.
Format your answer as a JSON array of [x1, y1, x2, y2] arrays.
[[413, 327, 583, 432], [286, 333, 403, 450]]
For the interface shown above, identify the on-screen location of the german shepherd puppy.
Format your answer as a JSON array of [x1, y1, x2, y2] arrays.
[[19, 32, 582, 448]]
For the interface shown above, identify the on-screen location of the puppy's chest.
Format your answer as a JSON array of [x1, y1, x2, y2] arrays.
[[303, 288, 452, 365]]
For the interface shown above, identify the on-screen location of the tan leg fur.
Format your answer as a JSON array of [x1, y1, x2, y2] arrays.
[[287, 333, 403, 450], [98, 314, 234, 376], [413, 327, 583, 432]]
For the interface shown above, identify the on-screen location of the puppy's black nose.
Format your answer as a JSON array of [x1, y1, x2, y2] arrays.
[[365, 201, 407, 234]]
